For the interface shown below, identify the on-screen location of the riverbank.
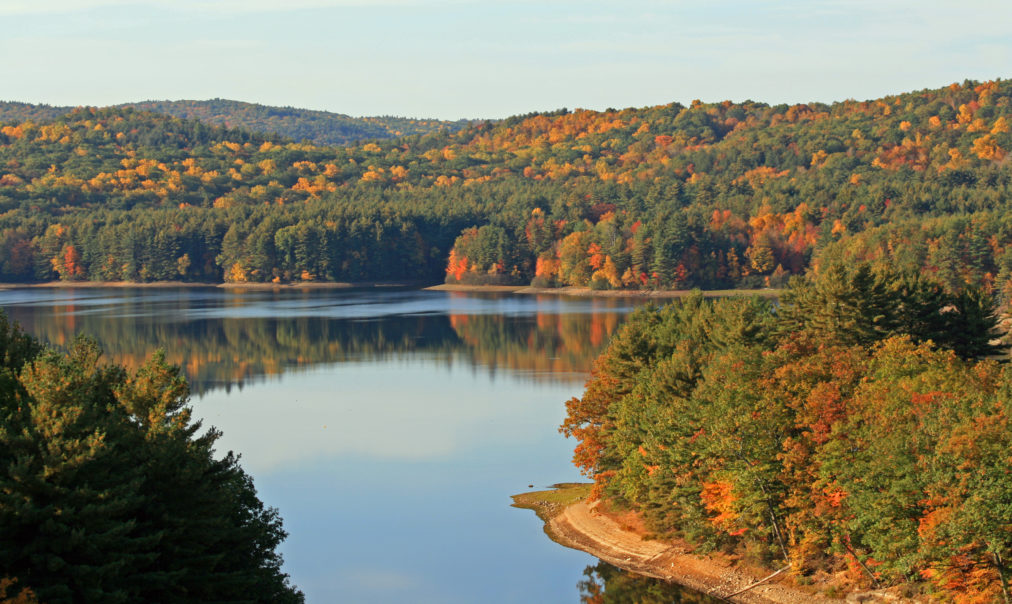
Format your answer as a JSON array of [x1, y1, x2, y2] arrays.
[[428, 284, 783, 298], [0, 280, 426, 291], [0, 280, 783, 299], [513, 485, 912, 603]]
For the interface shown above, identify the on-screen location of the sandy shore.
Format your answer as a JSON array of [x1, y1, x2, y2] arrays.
[[513, 486, 916, 603], [548, 500, 831, 604]]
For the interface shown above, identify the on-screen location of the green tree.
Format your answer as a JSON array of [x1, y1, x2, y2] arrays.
[[779, 261, 999, 358], [0, 320, 303, 603]]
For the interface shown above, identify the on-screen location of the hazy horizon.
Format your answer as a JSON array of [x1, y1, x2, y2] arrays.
[[2, 0, 1010, 120], [5, 73, 1010, 124]]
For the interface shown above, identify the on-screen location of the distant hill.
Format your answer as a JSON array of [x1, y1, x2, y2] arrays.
[[121, 99, 473, 145], [0, 101, 70, 123], [1, 79, 1011, 293], [0, 99, 473, 145]]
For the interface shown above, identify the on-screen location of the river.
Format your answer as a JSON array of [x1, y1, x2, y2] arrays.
[[0, 286, 711, 603]]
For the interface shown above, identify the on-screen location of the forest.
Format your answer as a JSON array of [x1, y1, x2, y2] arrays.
[[561, 262, 1010, 601], [0, 79, 1009, 300], [3, 79, 1012, 601]]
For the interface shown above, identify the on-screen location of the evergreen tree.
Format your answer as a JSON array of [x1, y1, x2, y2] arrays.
[[0, 316, 303, 603]]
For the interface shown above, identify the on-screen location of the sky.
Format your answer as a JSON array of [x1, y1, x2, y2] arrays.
[[2, 0, 1011, 120]]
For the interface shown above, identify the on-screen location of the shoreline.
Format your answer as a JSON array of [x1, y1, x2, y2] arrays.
[[0, 280, 783, 298], [426, 284, 783, 298], [0, 280, 426, 291], [513, 486, 909, 604], [547, 500, 825, 604]]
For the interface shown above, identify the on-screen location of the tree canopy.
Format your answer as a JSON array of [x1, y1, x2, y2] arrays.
[[0, 312, 303, 603], [561, 265, 1010, 601], [0, 79, 1010, 296]]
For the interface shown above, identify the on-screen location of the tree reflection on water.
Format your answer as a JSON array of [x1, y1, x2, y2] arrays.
[[579, 561, 721, 604], [1, 288, 634, 394]]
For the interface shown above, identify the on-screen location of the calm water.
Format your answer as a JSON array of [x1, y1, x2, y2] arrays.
[[0, 287, 713, 603]]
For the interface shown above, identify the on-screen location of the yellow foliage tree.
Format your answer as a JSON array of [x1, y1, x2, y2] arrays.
[[971, 135, 1006, 161], [225, 262, 247, 283]]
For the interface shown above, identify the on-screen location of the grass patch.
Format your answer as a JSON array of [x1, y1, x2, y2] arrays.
[[511, 482, 592, 523]]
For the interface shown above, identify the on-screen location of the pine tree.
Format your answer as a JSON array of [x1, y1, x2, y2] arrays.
[[0, 317, 303, 603]]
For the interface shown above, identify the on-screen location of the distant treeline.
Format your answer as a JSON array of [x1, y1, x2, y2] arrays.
[[0, 99, 470, 146], [0, 79, 1010, 298]]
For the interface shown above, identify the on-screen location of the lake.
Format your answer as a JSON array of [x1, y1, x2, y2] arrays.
[[0, 286, 710, 603]]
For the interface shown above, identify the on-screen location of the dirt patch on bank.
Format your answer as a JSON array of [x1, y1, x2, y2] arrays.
[[514, 490, 918, 603], [549, 500, 827, 603]]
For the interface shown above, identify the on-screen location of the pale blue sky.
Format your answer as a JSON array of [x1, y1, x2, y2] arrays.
[[2, 0, 1010, 120]]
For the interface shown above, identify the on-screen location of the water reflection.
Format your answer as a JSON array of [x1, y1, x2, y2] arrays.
[[0, 286, 664, 603], [0, 288, 638, 394], [579, 562, 721, 603]]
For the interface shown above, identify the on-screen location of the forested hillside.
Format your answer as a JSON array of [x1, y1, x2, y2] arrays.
[[0, 99, 469, 146], [0, 79, 1010, 296], [0, 102, 71, 123], [562, 263, 1010, 601]]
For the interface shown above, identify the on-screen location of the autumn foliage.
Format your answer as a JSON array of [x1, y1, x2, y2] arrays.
[[0, 79, 1011, 291], [561, 264, 1010, 600]]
